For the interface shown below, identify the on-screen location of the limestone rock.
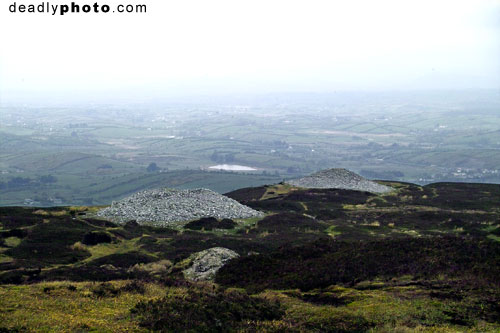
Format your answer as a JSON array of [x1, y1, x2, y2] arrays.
[[183, 247, 239, 281]]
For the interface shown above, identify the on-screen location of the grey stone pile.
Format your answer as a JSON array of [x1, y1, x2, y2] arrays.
[[96, 188, 264, 225], [287, 168, 392, 193]]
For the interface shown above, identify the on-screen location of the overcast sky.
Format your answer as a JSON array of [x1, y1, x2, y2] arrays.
[[0, 0, 499, 104]]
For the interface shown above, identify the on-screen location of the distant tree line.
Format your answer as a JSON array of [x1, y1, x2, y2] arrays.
[[146, 163, 160, 172], [0, 175, 58, 190]]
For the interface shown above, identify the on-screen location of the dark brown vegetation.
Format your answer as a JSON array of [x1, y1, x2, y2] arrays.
[[184, 217, 237, 230], [82, 231, 113, 245], [131, 285, 283, 332], [4, 217, 93, 268], [216, 236, 500, 291]]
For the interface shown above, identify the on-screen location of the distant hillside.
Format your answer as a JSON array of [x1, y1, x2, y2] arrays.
[[0, 170, 281, 206]]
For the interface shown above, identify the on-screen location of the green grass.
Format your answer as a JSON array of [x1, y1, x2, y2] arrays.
[[2, 279, 497, 332], [326, 225, 341, 237], [0, 254, 13, 264], [0, 281, 163, 332], [487, 235, 500, 242], [80, 237, 148, 263], [3, 237, 21, 247]]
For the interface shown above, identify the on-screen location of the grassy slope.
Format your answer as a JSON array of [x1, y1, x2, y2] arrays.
[[0, 281, 159, 332], [3, 279, 498, 332], [0, 181, 499, 331]]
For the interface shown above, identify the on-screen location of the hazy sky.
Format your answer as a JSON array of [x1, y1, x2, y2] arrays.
[[1, 0, 499, 104]]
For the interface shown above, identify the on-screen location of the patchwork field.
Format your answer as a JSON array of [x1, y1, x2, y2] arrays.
[[2, 91, 500, 206]]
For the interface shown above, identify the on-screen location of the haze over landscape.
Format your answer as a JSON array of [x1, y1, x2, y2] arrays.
[[1, 0, 499, 104], [1, 0, 499, 206]]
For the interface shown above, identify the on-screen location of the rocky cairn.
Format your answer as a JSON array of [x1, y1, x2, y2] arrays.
[[183, 247, 239, 281], [97, 188, 264, 226], [287, 168, 392, 193]]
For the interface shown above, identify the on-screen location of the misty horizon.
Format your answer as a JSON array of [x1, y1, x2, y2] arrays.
[[1, 0, 500, 205], [1, 0, 499, 106]]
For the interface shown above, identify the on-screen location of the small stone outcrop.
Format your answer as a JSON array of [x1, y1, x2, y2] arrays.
[[183, 247, 239, 281]]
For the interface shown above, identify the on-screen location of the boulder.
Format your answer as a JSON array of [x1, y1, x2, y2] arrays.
[[183, 247, 239, 281]]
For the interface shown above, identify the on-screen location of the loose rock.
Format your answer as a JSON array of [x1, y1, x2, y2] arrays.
[[97, 188, 264, 226]]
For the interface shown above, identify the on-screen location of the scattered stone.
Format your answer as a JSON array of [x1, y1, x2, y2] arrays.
[[96, 188, 264, 226], [287, 168, 392, 193], [183, 247, 239, 281]]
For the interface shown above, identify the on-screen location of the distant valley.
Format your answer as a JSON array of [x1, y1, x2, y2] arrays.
[[2, 91, 500, 206]]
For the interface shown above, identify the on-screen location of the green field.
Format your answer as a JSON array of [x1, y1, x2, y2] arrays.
[[2, 90, 500, 205]]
